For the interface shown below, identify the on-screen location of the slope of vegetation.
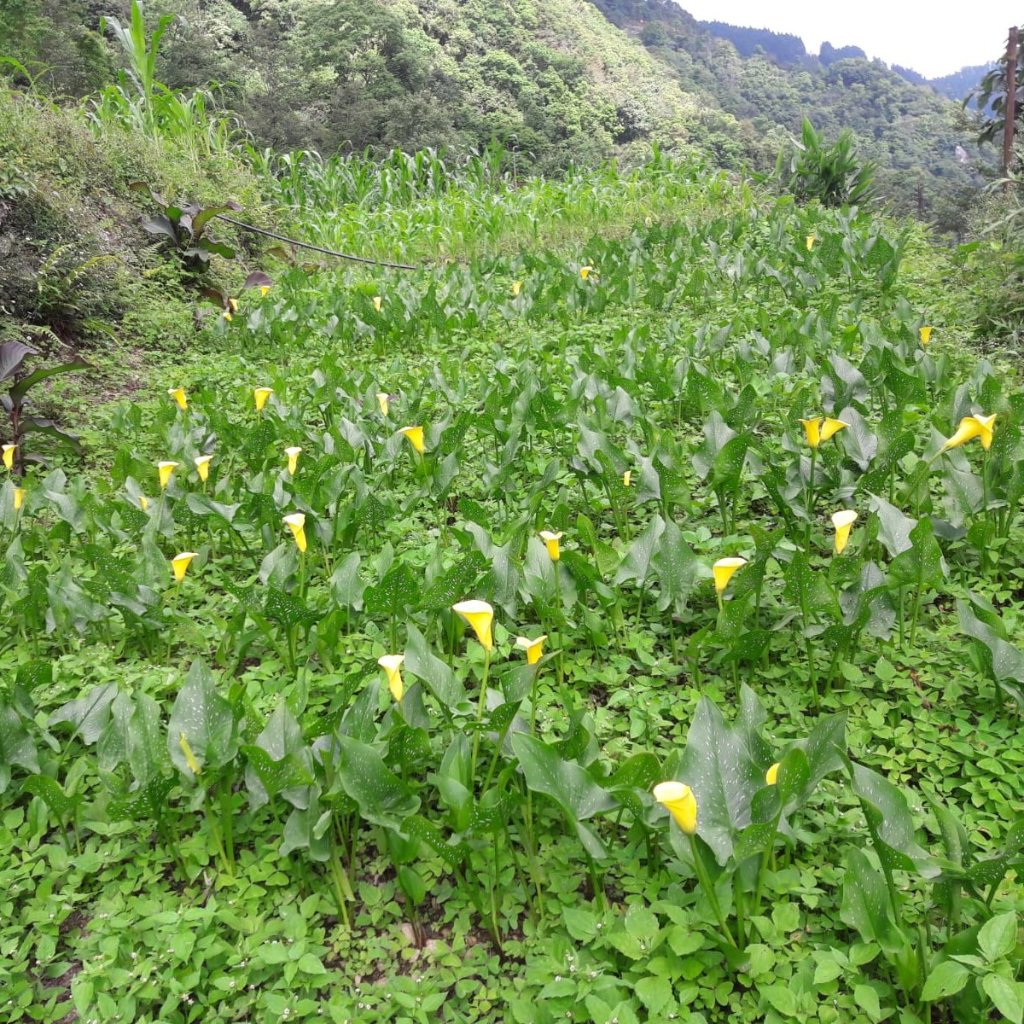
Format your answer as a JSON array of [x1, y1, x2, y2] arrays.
[[1, 80, 1024, 1024]]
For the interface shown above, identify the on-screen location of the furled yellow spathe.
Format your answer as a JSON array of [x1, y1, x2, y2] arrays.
[[453, 599, 494, 652], [158, 461, 178, 489], [168, 387, 187, 410], [653, 781, 697, 835], [194, 455, 212, 483], [254, 387, 274, 412], [515, 635, 547, 665], [378, 654, 405, 702], [942, 414, 997, 453], [799, 417, 849, 449], [539, 530, 562, 561], [1, 444, 15, 470], [712, 556, 746, 596], [171, 551, 197, 583], [400, 425, 425, 454], [283, 512, 307, 553], [831, 509, 858, 555], [285, 446, 302, 475]]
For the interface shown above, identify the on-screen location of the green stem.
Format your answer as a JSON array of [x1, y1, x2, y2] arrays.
[[469, 648, 492, 783], [687, 833, 737, 948]]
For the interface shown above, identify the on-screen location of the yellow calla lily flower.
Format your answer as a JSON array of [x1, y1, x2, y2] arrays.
[[194, 455, 212, 483], [138, 495, 149, 512], [228, 298, 239, 313], [400, 425, 425, 454], [171, 551, 197, 583], [260, 285, 270, 297], [453, 599, 494, 652], [168, 387, 187, 411], [285, 446, 302, 475], [512, 280, 522, 297], [254, 387, 274, 412], [623, 470, 632, 487], [283, 512, 307, 553], [515, 635, 547, 666], [712, 556, 747, 596], [158, 461, 178, 489], [539, 530, 562, 561], [376, 392, 390, 417], [579, 265, 594, 280], [765, 763, 780, 786], [373, 295, 383, 312], [919, 325, 933, 346], [378, 654, 405, 702], [942, 414, 997, 453], [653, 781, 697, 835], [799, 416, 848, 449], [1, 444, 15, 471], [222, 310, 233, 322], [831, 509, 858, 555], [13, 487, 25, 511], [179, 733, 202, 775], [806, 234, 816, 251]]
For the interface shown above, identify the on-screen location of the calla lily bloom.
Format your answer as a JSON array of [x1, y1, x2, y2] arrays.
[[378, 654, 405, 702], [400, 425, 425, 454], [376, 392, 390, 416], [799, 416, 848, 449], [539, 530, 562, 561], [158, 461, 178, 489], [228, 298, 239, 313], [168, 387, 188, 410], [831, 509, 858, 554], [138, 495, 149, 512], [194, 455, 212, 482], [453, 599, 494, 652], [285, 446, 302, 475], [515, 635, 547, 665], [765, 763, 780, 786], [653, 781, 698, 835], [254, 387, 274, 412], [283, 512, 307, 553], [373, 295, 383, 312], [805, 234, 816, 251], [579, 265, 594, 280], [712, 556, 747, 596], [171, 551, 197, 583], [13, 487, 25, 511], [919, 325, 933, 346], [260, 285, 270, 297], [942, 414, 997, 453], [179, 733, 202, 775], [1, 444, 15, 470], [512, 280, 522, 297], [222, 310, 233, 322], [623, 470, 632, 487]]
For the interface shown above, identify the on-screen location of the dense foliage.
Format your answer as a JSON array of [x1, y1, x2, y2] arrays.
[[0, 0, 986, 224]]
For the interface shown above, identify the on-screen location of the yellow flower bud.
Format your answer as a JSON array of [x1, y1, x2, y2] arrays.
[[515, 635, 547, 666], [539, 530, 562, 561], [378, 654, 405, 702], [712, 557, 746, 596], [158, 461, 178, 489], [171, 551, 197, 583], [285, 446, 302, 476], [453, 599, 494, 652], [2, 444, 16, 471], [254, 387, 274, 412], [283, 512, 307, 553], [765, 763, 780, 786], [653, 781, 697, 835]]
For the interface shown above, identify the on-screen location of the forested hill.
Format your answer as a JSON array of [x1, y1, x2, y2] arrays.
[[1, 0, 983, 226], [593, 0, 980, 228]]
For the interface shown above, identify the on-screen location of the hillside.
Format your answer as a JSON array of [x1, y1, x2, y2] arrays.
[[593, 0, 982, 229], [2, 0, 987, 223]]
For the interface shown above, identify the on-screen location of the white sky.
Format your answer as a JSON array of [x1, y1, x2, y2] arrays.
[[673, 1, 1019, 78]]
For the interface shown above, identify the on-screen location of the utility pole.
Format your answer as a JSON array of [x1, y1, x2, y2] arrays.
[[1004, 26, 1019, 176]]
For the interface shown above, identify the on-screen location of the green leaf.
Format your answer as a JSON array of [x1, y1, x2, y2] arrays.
[[981, 974, 1024, 1024], [167, 660, 238, 775], [850, 762, 938, 877], [840, 847, 906, 954], [635, 976, 673, 1016], [405, 622, 466, 706], [978, 912, 1018, 962], [334, 734, 420, 828], [920, 960, 970, 1002], [511, 733, 617, 859], [673, 686, 767, 864]]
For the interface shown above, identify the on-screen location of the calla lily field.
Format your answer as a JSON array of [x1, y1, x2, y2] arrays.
[[1, 150, 1023, 1024]]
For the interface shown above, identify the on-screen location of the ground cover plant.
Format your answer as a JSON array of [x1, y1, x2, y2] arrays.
[[0, 133, 1023, 1024]]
